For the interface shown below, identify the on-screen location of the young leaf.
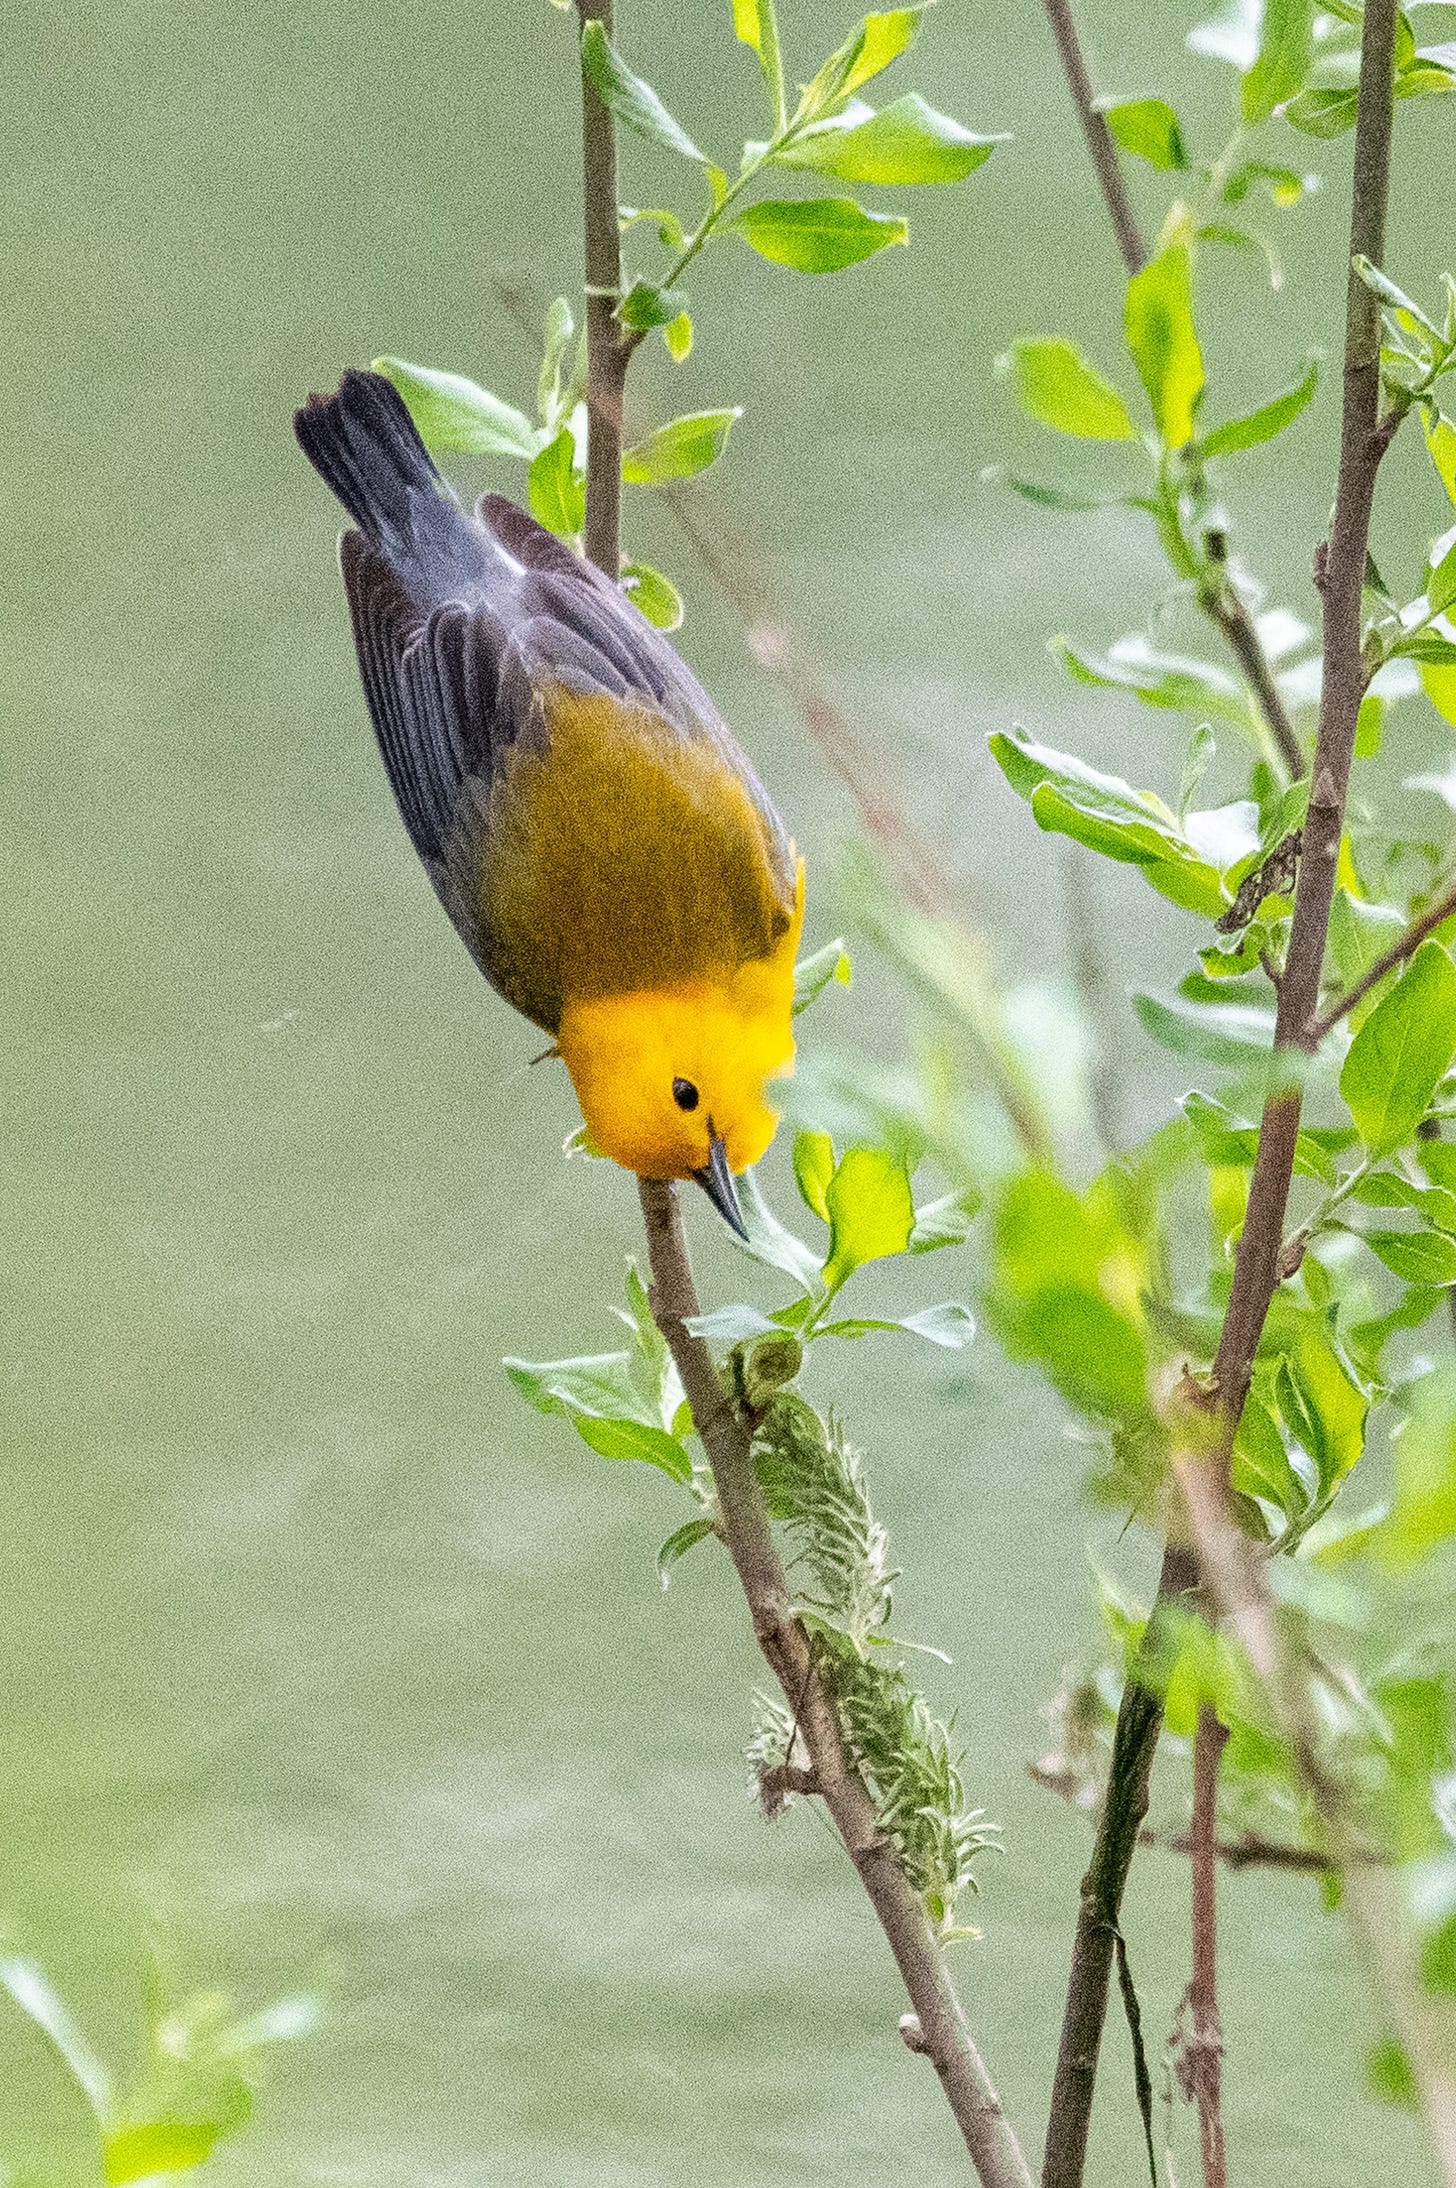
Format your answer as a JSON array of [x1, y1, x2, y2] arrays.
[[106, 2123, 220, 2181], [505, 1351, 691, 1479], [793, 938, 852, 1015], [1201, 357, 1319, 456], [580, 20, 707, 164], [735, 1169, 826, 1293], [1284, 86, 1358, 135], [1134, 990, 1275, 1062], [1363, 1230, 1456, 1286], [372, 357, 538, 459], [801, 7, 927, 119], [528, 427, 585, 537], [617, 279, 691, 331], [657, 1514, 716, 1586], [1425, 410, 1456, 506], [1242, 0, 1314, 120], [726, 197, 908, 271], [732, 0, 762, 51], [819, 1302, 976, 1346], [793, 1130, 836, 1222], [621, 408, 741, 483], [822, 1147, 916, 1294], [0, 1959, 113, 2122], [910, 1191, 981, 1251], [620, 561, 684, 629], [997, 338, 1138, 440], [1125, 234, 1204, 448], [1339, 941, 1456, 1154], [1429, 536, 1456, 619], [772, 94, 1005, 184], [664, 310, 694, 361], [1096, 95, 1187, 171]]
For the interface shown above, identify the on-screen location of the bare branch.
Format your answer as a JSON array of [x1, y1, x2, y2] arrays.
[[1189, 1706, 1229, 2188], [639, 1182, 1032, 2188], [1037, 0, 1145, 275], [575, 0, 627, 575], [1308, 875, 1456, 1043], [1202, 585, 1305, 780]]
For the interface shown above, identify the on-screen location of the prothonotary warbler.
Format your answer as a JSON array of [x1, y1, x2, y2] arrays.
[[294, 369, 803, 1235]]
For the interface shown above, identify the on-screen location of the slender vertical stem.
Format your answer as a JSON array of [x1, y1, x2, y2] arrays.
[[1041, 1541, 1198, 2188], [1189, 1706, 1228, 2188], [639, 1182, 1031, 2188], [569, 15, 1028, 2181], [1037, 0, 1145, 275], [575, 0, 627, 575]]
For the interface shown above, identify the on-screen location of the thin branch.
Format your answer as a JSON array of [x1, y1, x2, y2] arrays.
[[1027, 1762, 1381, 1873], [1188, 1706, 1228, 2188], [1177, 1459, 1456, 2186], [638, 1182, 1032, 2188], [1203, 584, 1305, 781], [1045, 4, 1403, 2176], [569, 18, 1028, 2180], [1041, 1542, 1198, 2188], [1210, 0, 1400, 1429], [575, 0, 627, 574], [1309, 874, 1456, 1042], [1037, 0, 1145, 275]]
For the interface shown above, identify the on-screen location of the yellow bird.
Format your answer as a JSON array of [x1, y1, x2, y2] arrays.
[[294, 369, 803, 1234]]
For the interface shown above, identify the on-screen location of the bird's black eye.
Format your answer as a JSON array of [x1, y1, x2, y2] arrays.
[[672, 1077, 699, 1112]]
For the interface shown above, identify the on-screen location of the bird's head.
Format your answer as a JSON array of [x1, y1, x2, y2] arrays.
[[556, 898, 802, 1236]]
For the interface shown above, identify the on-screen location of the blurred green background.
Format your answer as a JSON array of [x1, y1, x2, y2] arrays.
[[5, 0, 1453, 2178]]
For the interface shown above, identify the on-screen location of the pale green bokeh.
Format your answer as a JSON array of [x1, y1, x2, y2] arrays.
[[4, 1, 1452, 2180]]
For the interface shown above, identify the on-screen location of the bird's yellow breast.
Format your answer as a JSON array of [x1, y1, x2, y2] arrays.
[[477, 683, 795, 1035]]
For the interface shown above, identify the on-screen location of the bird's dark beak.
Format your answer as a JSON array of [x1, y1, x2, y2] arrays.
[[692, 1129, 748, 1239]]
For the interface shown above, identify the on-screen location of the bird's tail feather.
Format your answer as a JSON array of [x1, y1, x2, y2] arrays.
[[294, 369, 448, 544]]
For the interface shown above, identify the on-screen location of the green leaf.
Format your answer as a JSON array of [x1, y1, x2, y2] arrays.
[[664, 310, 694, 361], [1202, 357, 1318, 456], [1134, 990, 1275, 1062], [580, 19, 707, 163], [1125, 233, 1204, 448], [506, 1271, 690, 1480], [818, 1302, 976, 1347], [1339, 940, 1456, 1154], [537, 298, 576, 429], [1234, 1396, 1307, 1519], [528, 427, 585, 538], [772, 93, 1004, 184], [1242, 0, 1314, 119], [1353, 1170, 1456, 1232], [1425, 411, 1456, 506], [684, 1302, 777, 1343], [997, 337, 1138, 440], [1284, 85, 1358, 135], [371, 357, 538, 459], [988, 726, 1227, 918], [735, 1169, 826, 1293], [1097, 95, 1187, 170], [105, 2121, 220, 2182], [732, 0, 762, 51], [620, 561, 684, 630], [793, 1130, 836, 1222], [1019, 1286, 1150, 1415], [793, 938, 852, 1015], [1381, 1361, 1456, 1565], [1054, 637, 1245, 723], [726, 196, 908, 271], [1364, 1230, 1456, 1286], [801, 7, 927, 119], [621, 408, 741, 483], [822, 1146, 916, 1294], [657, 1514, 716, 1586], [1352, 254, 1445, 342], [1222, 157, 1311, 208], [617, 279, 690, 331], [909, 1190, 981, 1251], [1428, 536, 1456, 618]]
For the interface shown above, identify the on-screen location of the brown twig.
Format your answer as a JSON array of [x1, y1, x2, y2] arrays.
[[1203, 586, 1306, 780], [1043, 4, 1405, 2180], [1041, 1541, 1197, 2188], [638, 1183, 1031, 2188], [575, 0, 628, 574], [1188, 1706, 1229, 2188], [1037, 0, 1145, 276], [1308, 875, 1456, 1043], [1177, 1460, 1456, 2185], [1027, 1761, 1378, 1873]]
